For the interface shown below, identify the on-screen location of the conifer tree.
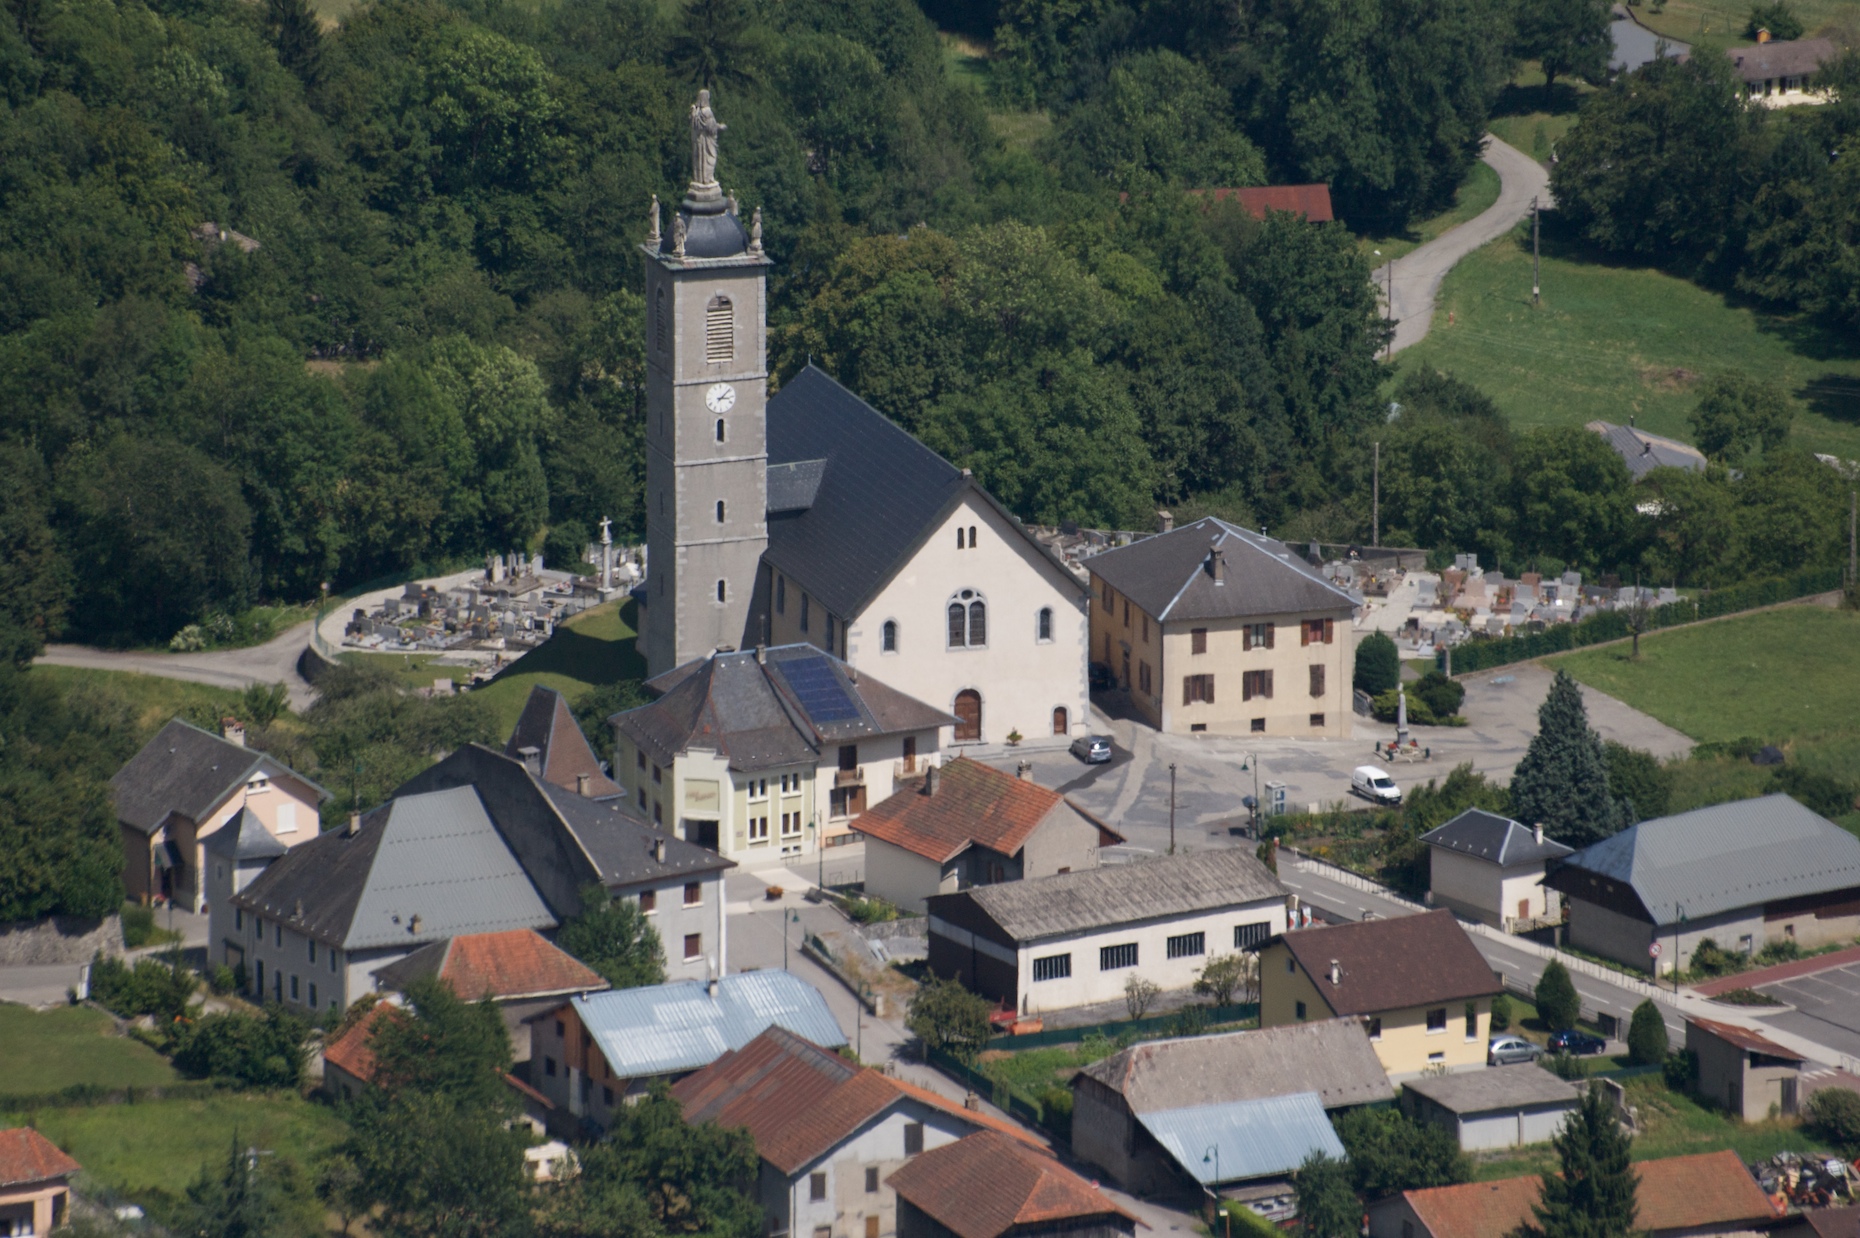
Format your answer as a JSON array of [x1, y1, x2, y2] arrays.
[[1510, 670, 1626, 847], [1535, 960, 1580, 1032], [1627, 1000, 1669, 1066], [1522, 1084, 1638, 1238]]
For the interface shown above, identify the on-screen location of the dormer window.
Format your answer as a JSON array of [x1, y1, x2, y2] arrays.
[[247, 775, 270, 794]]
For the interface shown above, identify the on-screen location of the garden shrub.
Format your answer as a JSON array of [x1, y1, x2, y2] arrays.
[[1627, 1000, 1668, 1065], [1807, 1087, 1860, 1150], [121, 904, 157, 949], [89, 952, 195, 1020], [172, 1006, 308, 1088], [1664, 1048, 1698, 1091], [1490, 992, 1512, 1032]]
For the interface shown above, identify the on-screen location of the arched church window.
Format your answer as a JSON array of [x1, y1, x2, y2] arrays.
[[705, 294, 734, 364], [1037, 607, 1053, 642], [716, 500, 726, 523], [716, 418, 726, 442], [882, 620, 898, 653], [968, 599, 987, 646], [946, 590, 986, 648]]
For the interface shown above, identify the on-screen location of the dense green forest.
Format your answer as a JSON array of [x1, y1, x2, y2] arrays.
[[0, 0, 1853, 666]]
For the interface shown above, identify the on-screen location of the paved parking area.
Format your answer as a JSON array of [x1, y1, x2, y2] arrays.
[[1756, 962, 1860, 1060]]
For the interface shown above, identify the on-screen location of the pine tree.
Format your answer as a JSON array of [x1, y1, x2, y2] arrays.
[[1510, 670, 1626, 847], [181, 1135, 278, 1238], [1522, 1085, 1637, 1238], [1535, 960, 1580, 1032], [1627, 1000, 1669, 1066]]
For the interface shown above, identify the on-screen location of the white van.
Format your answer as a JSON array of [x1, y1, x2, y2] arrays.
[[1351, 765, 1401, 806]]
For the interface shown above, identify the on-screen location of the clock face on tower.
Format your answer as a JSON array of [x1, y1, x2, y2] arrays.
[[705, 383, 736, 414]]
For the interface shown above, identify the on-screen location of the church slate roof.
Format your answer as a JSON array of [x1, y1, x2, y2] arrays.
[[764, 366, 1080, 620], [1084, 517, 1356, 623], [204, 806, 289, 862], [620, 643, 955, 773]]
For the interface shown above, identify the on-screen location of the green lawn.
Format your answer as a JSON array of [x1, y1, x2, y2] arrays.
[[1635, 0, 1860, 44], [466, 598, 646, 735], [4, 1092, 347, 1204], [1486, 71, 1592, 165], [1550, 606, 1860, 784], [0, 1006, 180, 1096], [1359, 160, 1502, 264], [1397, 226, 1860, 462], [1471, 1076, 1834, 1180]]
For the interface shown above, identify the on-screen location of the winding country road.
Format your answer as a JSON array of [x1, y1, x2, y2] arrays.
[[36, 622, 317, 708], [1382, 134, 1552, 356]]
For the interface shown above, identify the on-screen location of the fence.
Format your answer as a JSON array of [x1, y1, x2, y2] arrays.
[[992, 1003, 1259, 1050], [926, 1048, 1058, 1131], [1443, 567, 1843, 675]]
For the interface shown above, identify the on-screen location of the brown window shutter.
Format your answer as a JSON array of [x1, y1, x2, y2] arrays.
[[1264, 670, 1274, 699], [1207, 675, 1214, 704], [1265, 624, 1275, 650], [1184, 678, 1193, 706], [1242, 627, 1251, 652], [1301, 622, 1310, 647], [1324, 618, 1335, 644]]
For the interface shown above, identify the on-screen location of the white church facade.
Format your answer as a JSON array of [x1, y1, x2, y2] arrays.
[[634, 92, 1089, 753]]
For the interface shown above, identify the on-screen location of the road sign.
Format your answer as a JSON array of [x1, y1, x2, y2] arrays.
[[1649, 941, 1663, 958]]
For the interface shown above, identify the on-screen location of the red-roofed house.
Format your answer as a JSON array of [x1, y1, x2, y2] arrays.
[[673, 1027, 1045, 1238], [1367, 1150, 1781, 1238], [888, 1131, 1139, 1238], [322, 1002, 395, 1101], [856, 759, 1119, 914], [370, 929, 608, 1060], [1687, 1016, 1806, 1121], [1197, 186, 1334, 222], [0, 1127, 81, 1236]]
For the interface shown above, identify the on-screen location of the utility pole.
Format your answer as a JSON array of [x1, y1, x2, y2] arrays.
[[1532, 196, 1542, 307], [1372, 441, 1381, 548], [1849, 490, 1856, 587], [1386, 258, 1395, 360], [1168, 763, 1177, 855]]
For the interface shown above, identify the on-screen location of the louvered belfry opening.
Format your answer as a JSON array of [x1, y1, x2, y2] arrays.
[[705, 294, 733, 363]]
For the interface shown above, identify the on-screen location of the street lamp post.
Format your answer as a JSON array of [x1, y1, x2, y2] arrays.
[[1239, 754, 1261, 834], [1203, 1144, 1224, 1235]]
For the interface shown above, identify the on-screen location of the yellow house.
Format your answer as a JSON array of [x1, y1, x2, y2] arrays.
[[1259, 910, 1501, 1079], [1085, 517, 1356, 737]]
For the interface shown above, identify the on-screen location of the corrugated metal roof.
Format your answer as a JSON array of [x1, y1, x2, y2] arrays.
[[574, 971, 846, 1078], [1553, 795, 1860, 925], [1137, 1092, 1344, 1185]]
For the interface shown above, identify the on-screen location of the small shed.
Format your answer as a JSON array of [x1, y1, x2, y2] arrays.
[[1401, 1065, 1580, 1151], [1419, 810, 1572, 932], [1687, 1017, 1805, 1121]]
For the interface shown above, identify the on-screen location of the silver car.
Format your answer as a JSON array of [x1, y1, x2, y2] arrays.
[[1070, 735, 1113, 763], [1488, 1035, 1544, 1066]]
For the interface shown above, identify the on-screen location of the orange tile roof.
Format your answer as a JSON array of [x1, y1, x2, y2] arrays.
[[852, 758, 1065, 864], [1403, 1150, 1779, 1238], [0, 1128, 80, 1189], [1198, 185, 1334, 222], [1688, 1016, 1805, 1060], [887, 1131, 1138, 1238], [323, 1003, 398, 1084], [442, 930, 607, 1000], [673, 1027, 1042, 1176]]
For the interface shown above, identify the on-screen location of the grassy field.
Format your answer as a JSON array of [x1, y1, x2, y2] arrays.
[[1635, 0, 1860, 44], [1551, 605, 1860, 783], [465, 598, 645, 735], [0, 1006, 179, 1096], [1471, 1075, 1835, 1180], [29, 666, 252, 734], [1397, 223, 1860, 460], [1486, 72, 1591, 165]]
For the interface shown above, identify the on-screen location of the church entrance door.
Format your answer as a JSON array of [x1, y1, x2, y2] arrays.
[[953, 690, 982, 742]]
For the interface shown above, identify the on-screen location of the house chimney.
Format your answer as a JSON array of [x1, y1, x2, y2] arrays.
[[293, 899, 304, 920], [1757, 25, 1771, 41], [707, 977, 720, 999], [518, 745, 542, 775], [222, 717, 245, 747], [756, 644, 767, 665], [1210, 549, 1226, 584], [1016, 760, 1033, 781], [1157, 510, 1174, 533], [577, 773, 592, 797], [924, 765, 941, 796], [409, 914, 422, 935], [1329, 960, 1341, 986], [848, 666, 859, 685], [653, 839, 666, 863], [963, 1091, 980, 1111], [1535, 822, 1545, 846], [346, 811, 361, 837]]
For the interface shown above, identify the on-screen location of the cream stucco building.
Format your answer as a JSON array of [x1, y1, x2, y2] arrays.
[[1419, 809, 1572, 932], [1084, 518, 1356, 737], [633, 95, 1089, 755], [1258, 910, 1501, 1080]]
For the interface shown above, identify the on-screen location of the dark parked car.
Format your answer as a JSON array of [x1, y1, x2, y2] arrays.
[[1088, 662, 1115, 691], [1548, 1029, 1606, 1056], [1070, 735, 1113, 764]]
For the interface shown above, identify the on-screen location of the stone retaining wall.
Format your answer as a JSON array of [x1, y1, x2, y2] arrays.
[[0, 914, 123, 965]]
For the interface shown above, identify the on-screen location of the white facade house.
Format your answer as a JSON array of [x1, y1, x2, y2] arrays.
[[1419, 809, 1572, 932], [927, 850, 1287, 1015]]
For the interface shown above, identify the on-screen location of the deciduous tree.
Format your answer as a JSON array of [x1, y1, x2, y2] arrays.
[[559, 886, 668, 990]]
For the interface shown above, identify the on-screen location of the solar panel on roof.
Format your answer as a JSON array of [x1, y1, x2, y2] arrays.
[[778, 656, 861, 723]]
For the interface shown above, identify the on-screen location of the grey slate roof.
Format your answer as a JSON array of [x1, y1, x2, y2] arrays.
[[1421, 809, 1573, 868], [1585, 421, 1707, 481], [1137, 1093, 1345, 1186], [1083, 517, 1356, 623], [1403, 1064, 1579, 1114], [765, 366, 1080, 620], [232, 786, 556, 949], [623, 643, 955, 773], [767, 459, 827, 512], [1726, 36, 1835, 82], [204, 806, 288, 862], [1549, 795, 1860, 925], [568, 971, 847, 1078], [939, 849, 1285, 944], [395, 744, 732, 915], [505, 685, 622, 798], [111, 718, 328, 834], [1077, 1020, 1393, 1113]]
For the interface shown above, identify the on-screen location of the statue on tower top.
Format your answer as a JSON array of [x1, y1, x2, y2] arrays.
[[688, 90, 726, 206]]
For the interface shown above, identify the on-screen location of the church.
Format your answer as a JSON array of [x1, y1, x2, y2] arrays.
[[634, 92, 1090, 751]]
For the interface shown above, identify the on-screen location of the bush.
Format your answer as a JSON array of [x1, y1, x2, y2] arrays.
[[89, 952, 195, 1020], [1354, 631, 1400, 695], [843, 895, 899, 924], [1490, 992, 1513, 1033], [1770, 765, 1859, 820], [121, 903, 157, 949], [1689, 938, 1744, 979], [1333, 1107, 1469, 1197], [207, 965, 237, 995], [1604, 742, 1673, 821], [1664, 1048, 1698, 1091], [1546, 1049, 1585, 1080], [907, 975, 993, 1064], [1372, 687, 1438, 726], [1536, 960, 1580, 1031], [172, 1006, 308, 1088], [1413, 670, 1465, 719], [1808, 1088, 1860, 1150], [1627, 1000, 1668, 1065], [1755, 938, 1804, 965]]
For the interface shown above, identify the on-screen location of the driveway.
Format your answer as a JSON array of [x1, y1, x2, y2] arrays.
[[37, 623, 318, 710], [1383, 135, 1551, 355]]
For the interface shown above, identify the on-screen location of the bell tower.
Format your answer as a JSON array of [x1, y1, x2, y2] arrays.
[[641, 90, 771, 678]]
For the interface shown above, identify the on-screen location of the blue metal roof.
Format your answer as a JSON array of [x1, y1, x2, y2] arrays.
[[1136, 1092, 1345, 1185], [573, 971, 847, 1078]]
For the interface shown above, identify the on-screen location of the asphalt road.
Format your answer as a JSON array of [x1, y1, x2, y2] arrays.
[[37, 622, 318, 709], [1383, 135, 1552, 356]]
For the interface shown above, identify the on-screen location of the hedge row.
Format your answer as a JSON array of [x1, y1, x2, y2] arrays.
[[0, 1079, 226, 1111], [1444, 567, 1843, 675]]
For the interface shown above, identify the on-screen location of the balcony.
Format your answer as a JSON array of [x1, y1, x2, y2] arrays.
[[834, 766, 865, 788]]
